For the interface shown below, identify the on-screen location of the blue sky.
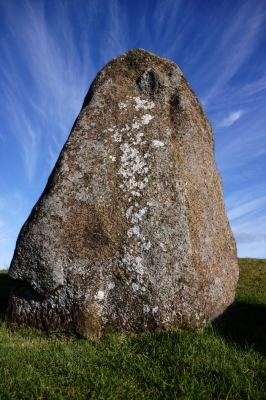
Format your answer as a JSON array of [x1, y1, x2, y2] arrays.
[[0, 0, 265, 269]]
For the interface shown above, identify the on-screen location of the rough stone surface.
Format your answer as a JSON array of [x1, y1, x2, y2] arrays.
[[8, 49, 239, 338]]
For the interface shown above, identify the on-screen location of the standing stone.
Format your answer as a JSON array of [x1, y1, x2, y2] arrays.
[[8, 49, 239, 338]]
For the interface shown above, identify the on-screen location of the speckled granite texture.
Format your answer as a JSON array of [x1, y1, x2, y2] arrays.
[[8, 49, 239, 338]]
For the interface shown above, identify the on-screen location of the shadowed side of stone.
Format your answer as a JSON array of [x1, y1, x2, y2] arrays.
[[7, 48, 239, 338]]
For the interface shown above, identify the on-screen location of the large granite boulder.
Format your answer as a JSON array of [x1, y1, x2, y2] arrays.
[[8, 49, 239, 338]]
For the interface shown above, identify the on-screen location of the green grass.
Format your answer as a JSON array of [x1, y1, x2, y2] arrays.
[[0, 259, 266, 399]]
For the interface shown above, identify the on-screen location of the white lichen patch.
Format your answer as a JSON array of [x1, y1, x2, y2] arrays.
[[131, 207, 147, 223], [135, 257, 144, 275], [95, 290, 105, 300], [108, 282, 115, 290], [126, 206, 134, 218], [132, 132, 145, 145], [143, 304, 150, 313], [117, 142, 149, 193], [159, 243, 166, 251], [113, 132, 122, 142], [132, 282, 139, 292], [142, 241, 151, 251], [152, 140, 165, 147], [141, 114, 153, 125], [122, 251, 144, 275], [118, 101, 127, 109], [134, 97, 155, 111], [132, 121, 141, 130], [106, 98, 162, 287], [127, 226, 144, 239], [131, 190, 141, 197]]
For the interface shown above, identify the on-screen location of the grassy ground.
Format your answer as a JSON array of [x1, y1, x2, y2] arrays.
[[0, 259, 265, 399]]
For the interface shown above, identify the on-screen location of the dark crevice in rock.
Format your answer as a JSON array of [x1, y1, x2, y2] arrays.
[[136, 68, 164, 97], [9, 278, 45, 303]]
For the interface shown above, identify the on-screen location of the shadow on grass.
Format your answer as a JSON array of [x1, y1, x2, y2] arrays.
[[0, 273, 10, 319], [212, 301, 266, 356]]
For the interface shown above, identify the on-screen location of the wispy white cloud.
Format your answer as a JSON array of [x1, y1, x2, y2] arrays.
[[0, 217, 12, 269], [234, 217, 266, 236], [218, 110, 244, 128], [202, 2, 266, 105], [226, 183, 266, 219], [215, 114, 266, 177], [153, 0, 183, 42], [0, 76, 41, 181], [204, 73, 266, 114], [0, 189, 33, 269], [0, 0, 93, 180], [239, 74, 266, 98], [0, 219, 8, 245], [227, 196, 266, 221], [226, 187, 266, 258], [235, 232, 266, 244], [100, 0, 128, 64], [228, 213, 266, 256]]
